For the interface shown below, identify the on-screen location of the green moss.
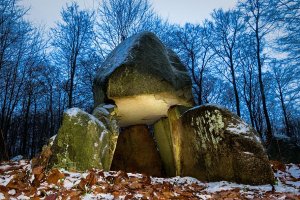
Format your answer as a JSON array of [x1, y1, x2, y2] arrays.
[[154, 118, 176, 177], [49, 109, 109, 171]]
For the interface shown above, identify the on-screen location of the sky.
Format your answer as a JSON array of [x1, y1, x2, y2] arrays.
[[21, 0, 237, 29]]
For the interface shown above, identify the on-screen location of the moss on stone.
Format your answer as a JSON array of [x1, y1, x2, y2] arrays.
[[92, 104, 119, 171], [49, 108, 109, 171], [154, 118, 176, 177], [167, 105, 190, 176], [178, 104, 274, 185], [93, 32, 194, 105]]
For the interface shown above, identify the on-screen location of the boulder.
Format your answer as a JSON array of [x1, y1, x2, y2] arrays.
[[49, 108, 114, 171], [267, 137, 300, 163], [92, 104, 120, 170], [111, 125, 163, 176], [176, 104, 274, 185], [93, 32, 194, 127]]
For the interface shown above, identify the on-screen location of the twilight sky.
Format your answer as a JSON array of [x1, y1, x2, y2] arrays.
[[21, 0, 237, 29]]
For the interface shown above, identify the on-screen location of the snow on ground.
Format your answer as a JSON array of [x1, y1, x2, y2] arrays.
[[0, 160, 299, 199]]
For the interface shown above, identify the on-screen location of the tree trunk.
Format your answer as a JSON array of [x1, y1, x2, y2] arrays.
[[255, 27, 272, 146], [0, 129, 9, 161], [229, 52, 241, 117], [278, 83, 291, 137]]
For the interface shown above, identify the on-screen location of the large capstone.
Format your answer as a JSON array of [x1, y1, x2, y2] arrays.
[[176, 104, 274, 185], [111, 125, 163, 177], [49, 108, 117, 171], [93, 32, 193, 127]]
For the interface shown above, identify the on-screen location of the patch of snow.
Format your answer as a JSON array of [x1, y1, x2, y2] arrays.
[[88, 113, 106, 128], [103, 104, 115, 109], [186, 104, 227, 113], [8, 190, 16, 195], [10, 155, 23, 162], [195, 194, 212, 199], [0, 165, 10, 170], [83, 193, 114, 200], [243, 152, 254, 155], [17, 193, 30, 199], [96, 32, 143, 83], [286, 181, 300, 188], [0, 193, 4, 200], [0, 175, 13, 186], [204, 180, 300, 194], [134, 193, 144, 198], [63, 179, 75, 189], [65, 107, 82, 117], [152, 176, 203, 186], [65, 108, 106, 129], [287, 164, 300, 178], [81, 172, 89, 179], [127, 173, 143, 178], [49, 134, 57, 146], [226, 122, 250, 135], [94, 107, 110, 116]]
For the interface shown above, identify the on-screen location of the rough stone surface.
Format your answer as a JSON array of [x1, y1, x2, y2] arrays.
[[166, 106, 190, 176], [93, 32, 193, 126], [154, 118, 176, 177], [111, 125, 163, 177], [177, 104, 274, 185], [267, 137, 300, 163], [92, 104, 119, 170], [49, 108, 111, 171]]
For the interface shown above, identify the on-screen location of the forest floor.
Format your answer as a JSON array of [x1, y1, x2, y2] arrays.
[[0, 160, 299, 199]]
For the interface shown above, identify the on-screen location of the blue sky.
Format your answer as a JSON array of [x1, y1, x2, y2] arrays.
[[21, 0, 237, 28]]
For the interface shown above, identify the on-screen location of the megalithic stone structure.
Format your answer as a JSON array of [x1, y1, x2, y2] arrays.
[[45, 31, 274, 185]]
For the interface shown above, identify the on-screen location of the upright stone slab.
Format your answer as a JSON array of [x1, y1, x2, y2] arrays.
[[111, 125, 163, 177], [92, 104, 119, 171], [49, 108, 110, 171], [178, 104, 274, 185], [93, 32, 194, 127], [167, 106, 190, 176], [154, 118, 175, 177]]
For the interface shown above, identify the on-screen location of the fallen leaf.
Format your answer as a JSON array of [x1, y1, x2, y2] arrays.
[[128, 181, 143, 190], [85, 171, 97, 186], [32, 166, 44, 175], [45, 193, 57, 200], [47, 168, 65, 184]]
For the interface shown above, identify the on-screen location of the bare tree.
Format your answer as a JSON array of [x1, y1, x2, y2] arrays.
[[274, 0, 300, 66], [51, 2, 95, 108], [239, 0, 276, 145], [270, 60, 300, 137], [170, 23, 215, 105], [209, 9, 245, 117], [95, 0, 154, 55]]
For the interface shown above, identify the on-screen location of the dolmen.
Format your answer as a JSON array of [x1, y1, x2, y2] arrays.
[[46, 32, 274, 185]]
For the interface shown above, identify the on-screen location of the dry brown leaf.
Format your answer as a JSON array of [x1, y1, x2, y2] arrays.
[[85, 171, 97, 186], [32, 166, 44, 175], [93, 186, 108, 194], [128, 181, 143, 190], [45, 193, 57, 200], [0, 185, 8, 193], [47, 168, 65, 184], [78, 179, 87, 191], [270, 160, 286, 172]]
